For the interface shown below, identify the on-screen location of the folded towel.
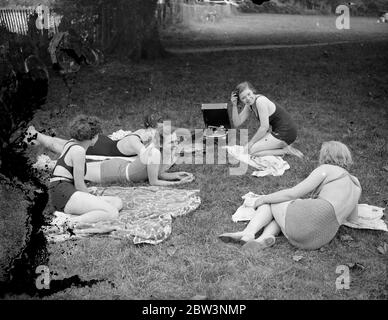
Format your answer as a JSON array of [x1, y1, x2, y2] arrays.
[[342, 204, 387, 232], [223, 145, 290, 177]]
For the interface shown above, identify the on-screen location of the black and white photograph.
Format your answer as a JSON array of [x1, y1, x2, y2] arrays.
[[0, 0, 387, 308]]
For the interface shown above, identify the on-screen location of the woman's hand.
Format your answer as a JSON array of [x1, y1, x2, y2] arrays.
[[175, 174, 194, 184], [230, 91, 238, 106], [175, 171, 191, 179], [253, 196, 267, 209]]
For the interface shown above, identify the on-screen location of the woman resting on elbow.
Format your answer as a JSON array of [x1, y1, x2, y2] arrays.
[[84, 130, 193, 187], [49, 115, 123, 227], [219, 141, 361, 251], [24, 113, 163, 158], [231, 81, 303, 158]]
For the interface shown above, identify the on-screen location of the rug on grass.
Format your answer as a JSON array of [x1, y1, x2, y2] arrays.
[[44, 186, 201, 244], [231, 192, 387, 232]]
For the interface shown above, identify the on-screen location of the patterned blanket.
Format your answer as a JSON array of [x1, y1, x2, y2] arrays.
[[44, 186, 201, 245]]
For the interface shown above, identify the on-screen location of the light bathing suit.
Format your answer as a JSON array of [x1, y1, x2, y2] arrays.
[[282, 169, 361, 250], [100, 158, 131, 184]]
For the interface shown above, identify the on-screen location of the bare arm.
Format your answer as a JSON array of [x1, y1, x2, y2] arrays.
[[159, 171, 191, 181], [146, 148, 187, 186], [254, 166, 327, 208], [231, 91, 250, 128], [71, 146, 90, 193]]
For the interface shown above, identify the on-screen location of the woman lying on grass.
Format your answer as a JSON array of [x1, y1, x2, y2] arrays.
[[27, 124, 193, 187], [48, 115, 123, 226], [231, 81, 303, 158], [219, 141, 361, 251], [25, 113, 162, 158], [85, 130, 193, 187]]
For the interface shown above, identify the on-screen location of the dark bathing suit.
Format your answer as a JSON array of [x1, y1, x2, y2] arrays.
[[250, 95, 297, 145], [49, 141, 88, 211], [86, 133, 142, 157]]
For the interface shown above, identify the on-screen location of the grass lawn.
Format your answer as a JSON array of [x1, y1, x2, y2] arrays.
[[16, 37, 388, 300], [161, 13, 388, 49], [3, 11, 386, 299]]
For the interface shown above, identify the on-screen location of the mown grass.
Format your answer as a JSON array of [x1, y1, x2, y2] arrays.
[[18, 35, 388, 300], [161, 14, 388, 49]]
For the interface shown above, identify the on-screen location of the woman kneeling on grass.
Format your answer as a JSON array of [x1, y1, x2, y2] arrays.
[[231, 81, 303, 158], [219, 141, 361, 251], [49, 115, 123, 226]]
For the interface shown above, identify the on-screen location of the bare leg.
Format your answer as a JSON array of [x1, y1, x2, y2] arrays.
[[251, 148, 288, 157], [64, 191, 120, 224], [240, 204, 274, 242], [250, 132, 287, 155], [250, 133, 303, 158], [219, 204, 274, 243], [255, 220, 281, 242], [99, 196, 123, 211], [25, 126, 67, 154]]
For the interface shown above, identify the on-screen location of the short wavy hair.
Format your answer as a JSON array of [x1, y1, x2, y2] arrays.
[[68, 114, 103, 141], [144, 113, 163, 129], [235, 81, 257, 96], [319, 141, 353, 169]]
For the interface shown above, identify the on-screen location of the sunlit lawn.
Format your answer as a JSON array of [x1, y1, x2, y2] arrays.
[[161, 13, 388, 48], [18, 33, 387, 300]]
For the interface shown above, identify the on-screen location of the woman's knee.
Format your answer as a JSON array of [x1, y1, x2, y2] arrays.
[[106, 207, 119, 220], [256, 204, 271, 213], [112, 197, 123, 211]]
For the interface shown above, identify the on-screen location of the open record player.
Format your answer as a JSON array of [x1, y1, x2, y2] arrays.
[[203, 125, 228, 139]]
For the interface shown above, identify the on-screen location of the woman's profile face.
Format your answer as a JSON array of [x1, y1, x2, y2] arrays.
[[163, 133, 179, 152], [239, 88, 256, 106]]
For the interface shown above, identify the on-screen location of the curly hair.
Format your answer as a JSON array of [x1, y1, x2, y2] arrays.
[[319, 141, 353, 170], [68, 114, 103, 141], [144, 113, 163, 129]]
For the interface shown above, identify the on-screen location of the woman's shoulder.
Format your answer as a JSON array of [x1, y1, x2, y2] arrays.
[[317, 164, 352, 178], [255, 95, 275, 108], [67, 143, 85, 156]]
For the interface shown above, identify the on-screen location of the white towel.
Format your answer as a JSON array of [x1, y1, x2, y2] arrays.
[[223, 145, 290, 177], [343, 204, 387, 232], [108, 129, 133, 140], [231, 192, 388, 232]]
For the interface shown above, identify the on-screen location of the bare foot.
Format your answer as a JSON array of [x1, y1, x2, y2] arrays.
[[240, 234, 255, 242], [23, 126, 40, 146], [218, 232, 245, 244], [285, 145, 304, 158], [241, 236, 276, 252]]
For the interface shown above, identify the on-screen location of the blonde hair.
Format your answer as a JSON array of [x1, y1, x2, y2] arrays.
[[319, 141, 353, 169]]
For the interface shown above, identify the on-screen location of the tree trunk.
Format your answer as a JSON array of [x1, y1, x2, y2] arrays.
[[106, 0, 166, 61]]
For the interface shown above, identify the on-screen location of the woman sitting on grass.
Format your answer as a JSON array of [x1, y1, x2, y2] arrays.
[[25, 113, 162, 158], [231, 81, 303, 158], [219, 141, 361, 251], [48, 115, 123, 226]]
